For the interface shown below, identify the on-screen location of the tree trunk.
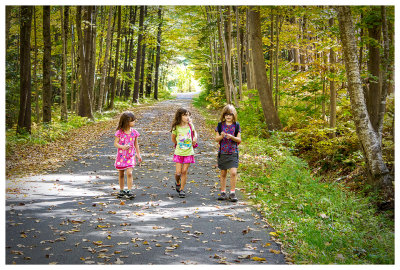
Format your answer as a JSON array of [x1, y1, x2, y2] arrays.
[[366, 6, 382, 132], [133, 6, 144, 103], [42, 6, 52, 123], [17, 6, 33, 134], [97, 6, 113, 112], [269, 10, 274, 96], [248, 7, 282, 130], [60, 6, 69, 121], [88, 7, 97, 109], [329, 18, 336, 137], [77, 6, 93, 118], [377, 6, 390, 144], [217, 6, 230, 104], [223, 7, 238, 106], [109, 6, 121, 110], [145, 48, 155, 97], [235, 7, 243, 100], [33, 7, 40, 124], [336, 6, 392, 199], [153, 6, 163, 100]]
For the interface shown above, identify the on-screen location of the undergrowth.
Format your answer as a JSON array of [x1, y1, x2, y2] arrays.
[[193, 92, 395, 264]]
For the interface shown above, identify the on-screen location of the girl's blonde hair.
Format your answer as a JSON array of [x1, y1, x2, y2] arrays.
[[117, 111, 136, 131], [220, 104, 237, 122], [171, 108, 191, 132]]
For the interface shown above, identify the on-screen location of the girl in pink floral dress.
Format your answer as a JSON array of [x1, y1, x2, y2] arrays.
[[114, 111, 142, 199]]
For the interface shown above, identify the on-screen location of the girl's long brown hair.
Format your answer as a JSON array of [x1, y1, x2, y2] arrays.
[[171, 108, 191, 132], [220, 104, 237, 122], [117, 111, 136, 131]]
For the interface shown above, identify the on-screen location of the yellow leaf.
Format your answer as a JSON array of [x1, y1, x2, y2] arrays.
[[251, 257, 266, 261], [269, 232, 279, 237], [269, 249, 281, 254]]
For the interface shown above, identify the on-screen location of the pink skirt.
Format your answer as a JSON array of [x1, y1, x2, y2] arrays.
[[173, 155, 195, 164]]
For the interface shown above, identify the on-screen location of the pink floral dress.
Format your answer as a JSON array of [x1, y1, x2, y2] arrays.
[[114, 128, 140, 170]]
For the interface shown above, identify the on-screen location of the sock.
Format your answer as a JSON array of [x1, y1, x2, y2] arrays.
[[230, 190, 235, 194], [221, 190, 226, 193]]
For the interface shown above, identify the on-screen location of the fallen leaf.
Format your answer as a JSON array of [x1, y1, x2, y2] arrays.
[[251, 257, 266, 261]]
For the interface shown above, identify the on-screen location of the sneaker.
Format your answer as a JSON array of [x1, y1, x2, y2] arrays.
[[175, 174, 181, 193], [229, 192, 238, 202], [117, 190, 126, 198], [218, 192, 227, 201], [179, 190, 186, 198], [125, 190, 135, 199]]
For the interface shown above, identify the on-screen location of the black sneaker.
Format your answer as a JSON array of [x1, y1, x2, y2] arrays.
[[117, 190, 126, 198], [125, 190, 135, 199], [218, 192, 227, 201], [229, 192, 238, 202], [179, 190, 186, 198]]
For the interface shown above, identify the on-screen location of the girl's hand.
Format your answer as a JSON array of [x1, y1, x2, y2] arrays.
[[221, 132, 226, 138], [226, 134, 234, 140], [137, 154, 142, 166], [122, 145, 130, 150]]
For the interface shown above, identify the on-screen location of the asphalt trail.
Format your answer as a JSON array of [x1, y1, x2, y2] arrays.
[[6, 96, 286, 265]]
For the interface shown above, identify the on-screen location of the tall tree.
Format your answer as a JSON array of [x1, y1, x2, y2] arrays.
[[109, 6, 121, 110], [60, 6, 69, 122], [77, 6, 93, 118], [17, 6, 33, 134], [153, 6, 163, 100], [235, 6, 243, 100], [97, 6, 113, 112], [336, 6, 392, 199], [366, 7, 382, 132], [133, 6, 145, 103], [42, 6, 52, 123], [247, 7, 281, 130], [33, 7, 40, 124]]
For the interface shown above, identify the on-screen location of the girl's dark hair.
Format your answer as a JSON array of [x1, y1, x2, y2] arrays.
[[171, 108, 191, 132], [117, 111, 136, 131]]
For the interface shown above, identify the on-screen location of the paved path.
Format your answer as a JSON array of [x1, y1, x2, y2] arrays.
[[6, 96, 286, 265]]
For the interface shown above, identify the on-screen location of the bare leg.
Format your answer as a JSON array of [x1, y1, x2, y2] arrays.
[[220, 169, 228, 191], [126, 168, 133, 190], [180, 163, 191, 191], [118, 170, 125, 190], [229, 168, 238, 192]]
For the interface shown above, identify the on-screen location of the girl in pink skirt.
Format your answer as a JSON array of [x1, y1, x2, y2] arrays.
[[114, 111, 142, 199], [171, 108, 197, 198]]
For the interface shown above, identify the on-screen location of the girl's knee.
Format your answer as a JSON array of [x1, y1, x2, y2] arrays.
[[126, 169, 133, 178]]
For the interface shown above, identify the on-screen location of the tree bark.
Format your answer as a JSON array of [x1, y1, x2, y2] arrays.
[[248, 7, 282, 130], [235, 7, 243, 100], [145, 48, 155, 97], [33, 7, 40, 124], [42, 6, 52, 123], [60, 6, 69, 122], [217, 6, 230, 104], [109, 6, 121, 110], [153, 6, 163, 100], [366, 6, 382, 132], [97, 6, 113, 112], [133, 6, 145, 103], [77, 6, 93, 118], [222, 6, 238, 106], [336, 6, 392, 198], [17, 6, 33, 134]]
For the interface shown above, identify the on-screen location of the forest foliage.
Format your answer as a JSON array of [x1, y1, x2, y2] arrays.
[[5, 5, 395, 264]]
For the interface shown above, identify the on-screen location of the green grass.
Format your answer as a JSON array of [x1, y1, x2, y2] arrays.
[[240, 136, 394, 264], [193, 95, 395, 265]]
